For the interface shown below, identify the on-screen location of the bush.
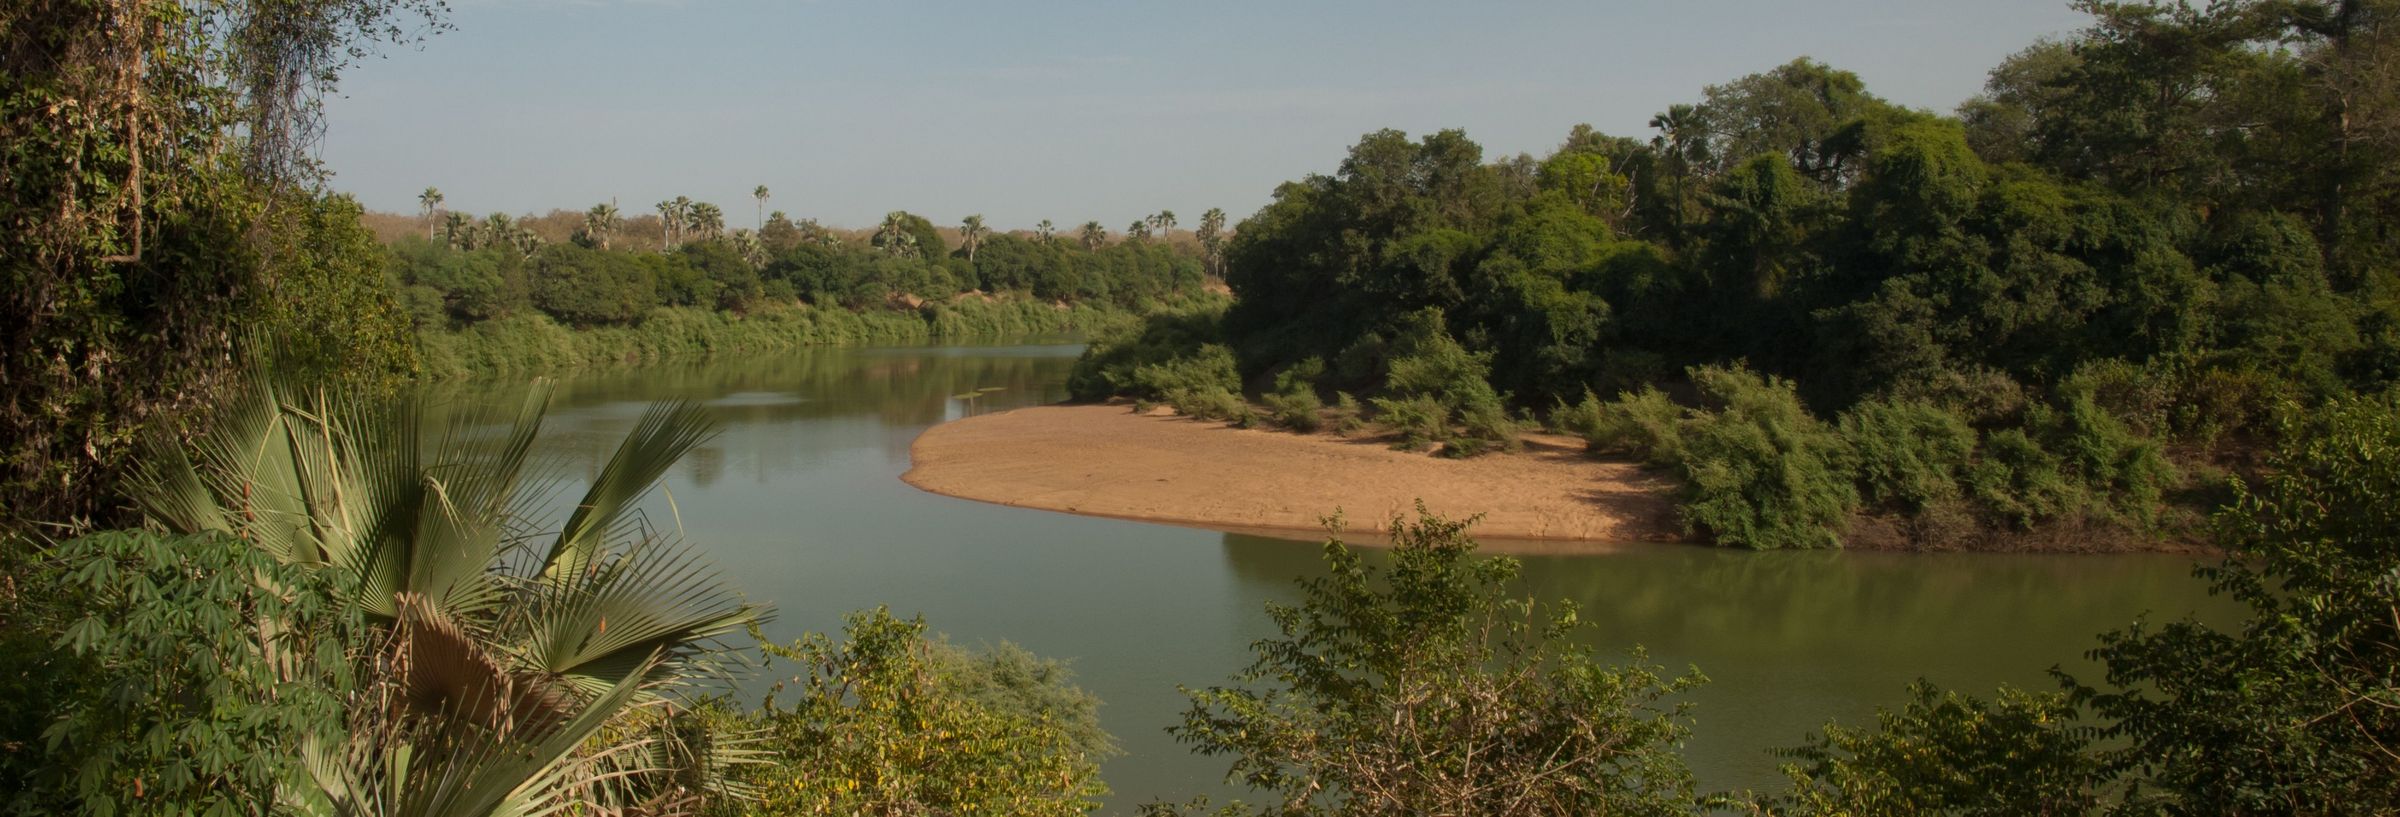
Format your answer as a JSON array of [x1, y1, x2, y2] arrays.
[[731, 608, 1111, 817], [1262, 389, 1324, 432], [1330, 392, 1368, 435], [1132, 344, 1243, 401], [1168, 385, 1252, 425], [1371, 394, 1452, 451], [1836, 399, 1977, 515], [1576, 387, 1687, 464], [1066, 304, 1229, 401], [1170, 511, 1704, 816], [1768, 683, 2104, 816], [1675, 366, 1859, 550], [1, 531, 362, 815]]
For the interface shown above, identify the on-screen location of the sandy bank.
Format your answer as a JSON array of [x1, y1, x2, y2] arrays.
[[902, 404, 1685, 552]]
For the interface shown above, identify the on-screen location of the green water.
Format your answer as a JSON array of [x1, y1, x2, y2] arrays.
[[438, 340, 2232, 807]]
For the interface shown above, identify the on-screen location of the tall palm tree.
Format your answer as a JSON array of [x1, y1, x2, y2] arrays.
[[1126, 219, 1151, 241], [1649, 104, 1711, 234], [1197, 207, 1227, 277], [1153, 209, 1176, 238], [656, 200, 681, 250], [753, 185, 770, 231], [585, 202, 621, 251], [132, 373, 766, 816], [419, 187, 444, 241], [1080, 221, 1107, 251], [1037, 219, 1055, 243], [688, 202, 725, 242], [959, 214, 988, 264]]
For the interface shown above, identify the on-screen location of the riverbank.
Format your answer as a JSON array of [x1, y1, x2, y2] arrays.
[[417, 297, 1141, 379], [903, 404, 1686, 552]]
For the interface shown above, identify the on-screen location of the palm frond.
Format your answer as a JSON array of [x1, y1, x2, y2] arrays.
[[542, 400, 717, 582]]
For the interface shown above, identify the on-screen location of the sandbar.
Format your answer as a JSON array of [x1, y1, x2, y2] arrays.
[[902, 404, 1685, 553]]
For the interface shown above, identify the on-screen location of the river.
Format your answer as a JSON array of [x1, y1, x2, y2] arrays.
[[434, 339, 2231, 808]]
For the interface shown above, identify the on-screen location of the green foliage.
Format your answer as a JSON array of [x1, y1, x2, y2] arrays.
[[1, 531, 362, 816], [1171, 511, 1704, 816], [1568, 387, 1687, 464], [2068, 393, 2400, 814], [1766, 683, 2104, 816], [1836, 399, 1977, 516], [1673, 366, 1859, 549], [731, 608, 1110, 817], [1067, 304, 1231, 402]]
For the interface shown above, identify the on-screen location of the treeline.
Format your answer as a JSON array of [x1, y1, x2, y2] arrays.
[[1079, 0, 2400, 549], [385, 201, 1224, 375]]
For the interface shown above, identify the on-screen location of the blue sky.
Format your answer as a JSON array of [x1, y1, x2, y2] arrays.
[[321, 0, 2092, 231]]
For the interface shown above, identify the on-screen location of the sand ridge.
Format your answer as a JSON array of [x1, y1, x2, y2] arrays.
[[902, 404, 1686, 553]]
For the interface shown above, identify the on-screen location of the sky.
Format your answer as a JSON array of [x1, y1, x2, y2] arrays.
[[320, 0, 2093, 231]]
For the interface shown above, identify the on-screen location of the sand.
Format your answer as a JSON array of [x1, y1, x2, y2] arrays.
[[902, 404, 1686, 553]]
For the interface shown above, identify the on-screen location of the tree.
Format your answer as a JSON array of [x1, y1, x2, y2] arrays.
[[753, 184, 770, 230], [582, 201, 621, 250], [875, 211, 922, 257], [1126, 219, 1152, 241], [1196, 207, 1228, 277], [420, 186, 444, 240], [656, 199, 683, 249], [687, 201, 725, 242], [732, 608, 1113, 817], [1037, 218, 1057, 242], [1081, 220, 1108, 250], [1152, 209, 1177, 238], [960, 213, 989, 264], [1171, 510, 1705, 816]]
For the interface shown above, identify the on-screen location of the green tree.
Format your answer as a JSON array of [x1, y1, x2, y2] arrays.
[[582, 201, 621, 250], [753, 184, 770, 230], [960, 213, 989, 264], [1170, 511, 1705, 817], [1081, 220, 1108, 250], [420, 186, 445, 240], [730, 608, 1112, 817]]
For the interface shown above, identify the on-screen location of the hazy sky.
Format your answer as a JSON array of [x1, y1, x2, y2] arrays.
[[321, 0, 2091, 231]]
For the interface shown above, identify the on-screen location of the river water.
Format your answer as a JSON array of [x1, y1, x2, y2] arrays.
[[435, 339, 2230, 808]]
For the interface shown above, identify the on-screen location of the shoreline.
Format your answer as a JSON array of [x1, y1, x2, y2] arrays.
[[902, 404, 1688, 554]]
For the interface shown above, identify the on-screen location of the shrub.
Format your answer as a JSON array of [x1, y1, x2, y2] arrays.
[[1837, 399, 1978, 515], [1768, 683, 2104, 816], [733, 608, 1111, 817], [1262, 389, 1324, 432], [1066, 304, 1229, 401], [1371, 394, 1452, 451], [1169, 511, 1704, 816], [1132, 344, 1242, 401], [1579, 387, 1687, 464], [1965, 428, 2087, 529], [1676, 366, 1859, 550], [1330, 392, 1368, 435], [1168, 385, 1252, 425]]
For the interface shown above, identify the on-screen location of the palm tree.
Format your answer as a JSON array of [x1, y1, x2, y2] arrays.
[[959, 214, 988, 264], [132, 374, 765, 816], [656, 200, 680, 249], [1036, 219, 1055, 243], [1649, 104, 1711, 234], [584, 202, 621, 250], [419, 187, 444, 241], [688, 202, 725, 242], [1197, 207, 1227, 277], [753, 185, 770, 231], [1080, 221, 1107, 250], [873, 211, 920, 257], [442, 212, 474, 250], [1126, 219, 1151, 241], [1153, 209, 1176, 238]]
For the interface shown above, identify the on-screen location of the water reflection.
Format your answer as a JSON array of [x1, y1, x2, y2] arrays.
[[1214, 530, 2235, 794]]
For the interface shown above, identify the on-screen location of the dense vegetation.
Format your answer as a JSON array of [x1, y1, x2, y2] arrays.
[[390, 204, 1221, 377], [7, 0, 2399, 814], [1078, 0, 2400, 550]]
